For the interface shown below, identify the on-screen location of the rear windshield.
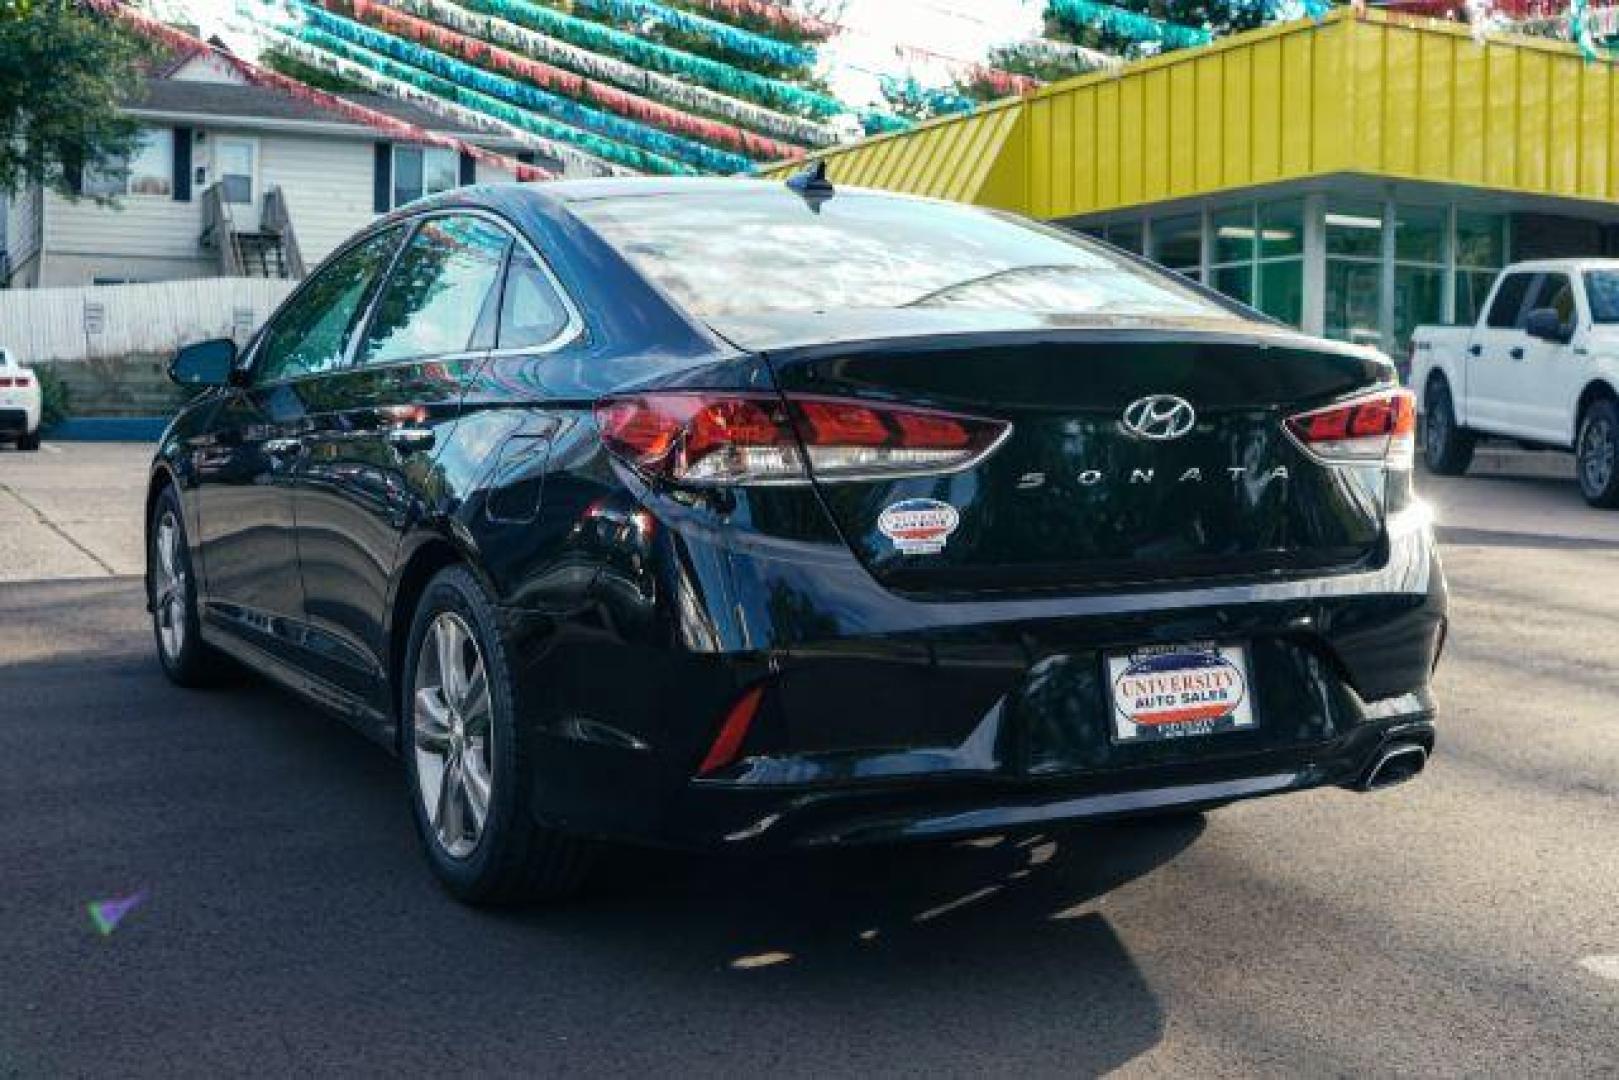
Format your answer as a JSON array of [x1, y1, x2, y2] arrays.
[[571, 190, 1232, 321]]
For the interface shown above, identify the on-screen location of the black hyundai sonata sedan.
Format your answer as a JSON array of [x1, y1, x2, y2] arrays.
[[148, 176, 1444, 903]]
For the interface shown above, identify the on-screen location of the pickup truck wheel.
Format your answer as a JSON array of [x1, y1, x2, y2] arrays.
[[1423, 380, 1475, 476], [1576, 398, 1619, 508]]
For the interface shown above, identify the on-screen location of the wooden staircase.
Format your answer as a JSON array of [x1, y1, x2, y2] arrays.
[[201, 184, 306, 280]]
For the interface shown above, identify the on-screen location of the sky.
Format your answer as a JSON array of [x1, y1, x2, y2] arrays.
[[161, 0, 1046, 110], [820, 0, 1044, 106]]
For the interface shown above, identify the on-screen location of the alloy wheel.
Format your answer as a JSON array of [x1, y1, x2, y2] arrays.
[[1580, 414, 1616, 495], [153, 511, 187, 661], [412, 612, 495, 859]]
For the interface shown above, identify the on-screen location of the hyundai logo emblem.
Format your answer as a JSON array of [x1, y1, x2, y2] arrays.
[[1121, 395, 1197, 441]]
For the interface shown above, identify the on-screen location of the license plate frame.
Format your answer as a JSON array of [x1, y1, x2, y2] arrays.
[[1104, 641, 1257, 744]]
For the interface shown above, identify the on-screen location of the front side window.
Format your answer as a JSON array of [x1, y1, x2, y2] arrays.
[[1486, 273, 1535, 329], [357, 215, 510, 365], [1529, 273, 1576, 324], [393, 146, 459, 208], [572, 192, 1228, 322], [255, 228, 403, 384], [83, 128, 173, 198]]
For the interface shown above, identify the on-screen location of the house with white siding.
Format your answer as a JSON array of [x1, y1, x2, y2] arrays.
[[2, 52, 564, 289]]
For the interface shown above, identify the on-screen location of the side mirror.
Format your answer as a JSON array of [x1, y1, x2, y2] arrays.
[[168, 338, 238, 388], [1524, 308, 1573, 345]]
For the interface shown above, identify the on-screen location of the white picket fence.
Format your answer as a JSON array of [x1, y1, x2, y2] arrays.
[[0, 278, 297, 363]]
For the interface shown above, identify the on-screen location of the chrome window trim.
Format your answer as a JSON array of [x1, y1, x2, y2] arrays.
[[242, 205, 585, 389], [351, 206, 584, 374]]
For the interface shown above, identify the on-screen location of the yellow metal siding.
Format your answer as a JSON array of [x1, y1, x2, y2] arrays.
[[757, 10, 1619, 218]]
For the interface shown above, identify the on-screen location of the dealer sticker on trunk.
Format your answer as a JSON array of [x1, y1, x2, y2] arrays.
[[1105, 642, 1256, 743], [877, 498, 959, 555]]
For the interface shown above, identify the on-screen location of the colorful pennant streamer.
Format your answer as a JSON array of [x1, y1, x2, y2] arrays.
[[83, 0, 554, 180], [879, 74, 976, 117], [569, 0, 817, 70], [296, 3, 751, 171], [258, 25, 628, 175], [446, 0, 847, 117], [678, 0, 837, 39], [330, 0, 803, 162], [291, 21, 696, 173], [392, 0, 839, 146], [1000, 36, 1124, 74], [1047, 0, 1213, 49]]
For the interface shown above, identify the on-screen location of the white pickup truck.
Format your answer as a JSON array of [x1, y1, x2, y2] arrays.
[[1410, 258, 1619, 507]]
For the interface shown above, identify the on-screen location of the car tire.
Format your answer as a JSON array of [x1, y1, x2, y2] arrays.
[[1422, 378, 1475, 476], [16, 429, 39, 452], [149, 486, 224, 686], [402, 565, 595, 905], [1576, 397, 1619, 508]]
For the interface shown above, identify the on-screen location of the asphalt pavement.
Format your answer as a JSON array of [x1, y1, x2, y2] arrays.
[[1, 443, 1617, 1077]]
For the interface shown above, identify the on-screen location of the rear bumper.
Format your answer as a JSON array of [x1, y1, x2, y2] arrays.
[[0, 407, 35, 434], [512, 502, 1446, 850], [674, 716, 1434, 848]]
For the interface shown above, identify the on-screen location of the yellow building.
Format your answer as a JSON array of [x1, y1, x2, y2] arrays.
[[761, 9, 1619, 356]]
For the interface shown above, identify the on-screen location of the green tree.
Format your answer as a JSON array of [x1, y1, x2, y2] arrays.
[[0, 0, 148, 198]]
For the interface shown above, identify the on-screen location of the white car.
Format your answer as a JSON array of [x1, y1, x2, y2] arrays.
[[1410, 258, 1619, 507], [0, 348, 43, 451]]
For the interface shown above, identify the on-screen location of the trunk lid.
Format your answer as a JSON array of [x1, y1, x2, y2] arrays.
[[754, 327, 1393, 596]]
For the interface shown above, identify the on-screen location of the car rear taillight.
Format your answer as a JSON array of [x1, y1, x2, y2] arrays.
[[1285, 388, 1416, 467], [595, 392, 1009, 486], [0, 373, 28, 388]]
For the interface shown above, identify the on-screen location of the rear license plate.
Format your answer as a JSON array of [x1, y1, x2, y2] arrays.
[[1105, 642, 1257, 743]]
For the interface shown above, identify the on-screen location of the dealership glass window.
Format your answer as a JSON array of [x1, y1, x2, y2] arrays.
[[1258, 259, 1304, 325], [1454, 212, 1507, 325], [1325, 201, 1386, 347], [1326, 202, 1384, 258], [1211, 264, 1253, 305], [1394, 204, 1445, 264], [392, 146, 459, 208], [82, 127, 173, 198], [1325, 259, 1383, 346], [1254, 199, 1304, 325], [1105, 220, 1143, 254], [1208, 206, 1253, 302], [1150, 214, 1202, 277], [1390, 203, 1446, 352], [1393, 266, 1444, 353], [1212, 206, 1254, 265]]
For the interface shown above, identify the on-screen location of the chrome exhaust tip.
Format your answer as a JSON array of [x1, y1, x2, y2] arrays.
[[1357, 742, 1428, 792]]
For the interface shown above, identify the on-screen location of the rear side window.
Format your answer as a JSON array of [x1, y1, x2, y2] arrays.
[[498, 247, 572, 350], [1486, 273, 1535, 328], [357, 215, 511, 365], [571, 190, 1228, 321], [255, 227, 402, 384], [1587, 270, 1619, 323], [1529, 273, 1576, 324]]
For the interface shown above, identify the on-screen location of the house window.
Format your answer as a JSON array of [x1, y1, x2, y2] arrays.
[[392, 146, 458, 208], [82, 128, 173, 198]]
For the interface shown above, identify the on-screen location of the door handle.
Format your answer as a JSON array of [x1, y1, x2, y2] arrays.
[[1467, 344, 1482, 357], [1510, 346, 1525, 360], [386, 426, 436, 454], [264, 437, 303, 459]]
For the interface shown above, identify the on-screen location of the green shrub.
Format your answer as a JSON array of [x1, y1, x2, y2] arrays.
[[35, 365, 71, 428]]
